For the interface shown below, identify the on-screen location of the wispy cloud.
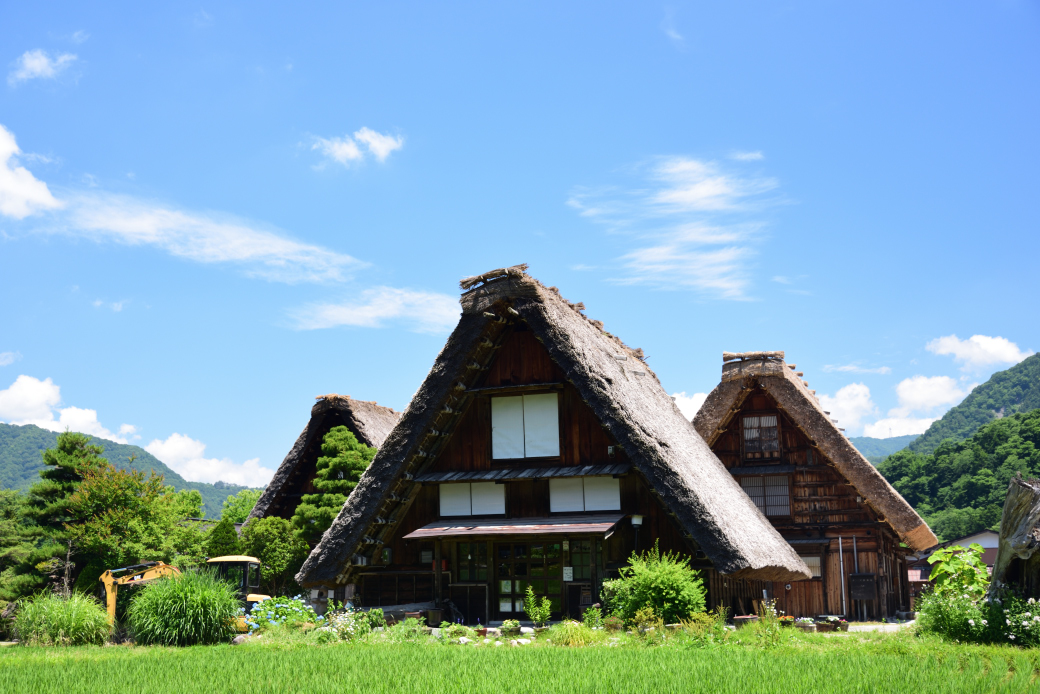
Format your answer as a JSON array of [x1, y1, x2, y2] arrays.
[[8, 49, 77, 86], [661, 9, 685, 48], [731, 151, 764, 161], [823, 364, 892, 375], [0, 352, 21, 367], [313, 127, 404, 167], [568, 156, 779, 299], [927, 334, 1033, 372], [291, 286, 459, 334]]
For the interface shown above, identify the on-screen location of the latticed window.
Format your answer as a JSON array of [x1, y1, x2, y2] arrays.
[[802, 556, 822, 578], [739, 475, 791, 516], [743, 415, 780, 461]]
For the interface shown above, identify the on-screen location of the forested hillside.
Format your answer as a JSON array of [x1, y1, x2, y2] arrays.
[[909, 353, 1040, 455], [848, 434, 919, 461], [0, 423, 256, 517], [878, 408, 1040, 542]]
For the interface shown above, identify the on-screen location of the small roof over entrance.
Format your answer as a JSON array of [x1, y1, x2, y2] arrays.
[[402, 514, 625, 540]]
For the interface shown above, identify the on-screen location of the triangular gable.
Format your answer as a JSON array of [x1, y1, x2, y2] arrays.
[[297, 268, 810, 586], [249, 395, 400, 521], [693, 355, 937, 552]]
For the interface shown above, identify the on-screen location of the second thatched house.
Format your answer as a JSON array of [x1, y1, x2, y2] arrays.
[[693, 352, 938, 619], [296, 266, 809, 623], [248, 395, 400, 523]]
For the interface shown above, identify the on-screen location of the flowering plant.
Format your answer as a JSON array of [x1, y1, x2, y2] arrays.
[[795, 617, 814, 624], [245, 595, 320, 633], [313, 608, 372, 642]]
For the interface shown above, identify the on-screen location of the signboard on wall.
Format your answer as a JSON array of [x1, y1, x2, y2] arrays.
[[563, 567, 574, 581], [849, 573, 877, 601]]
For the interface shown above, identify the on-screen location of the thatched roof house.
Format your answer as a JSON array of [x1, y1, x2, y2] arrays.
[[248, 395, 400, 522], [693, 352, 936, 618], [297, 267, 808, 618]]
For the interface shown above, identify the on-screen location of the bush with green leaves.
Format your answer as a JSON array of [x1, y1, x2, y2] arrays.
[[245, 595, 320, 633], [206, 517, 241, 557], [128, 570, 239, 646], [14, 592, 110, 646], [239, 516, 309, 596], [313, 608, 370, 642], [386, 617, 428, 643], [581, 605, 603, 628], [523, 585, 552, 626], [548, 619, 605, 646], [601, 541, 705, 624]]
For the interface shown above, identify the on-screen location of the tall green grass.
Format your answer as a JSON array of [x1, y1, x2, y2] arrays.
[[127, 571, 239, 646], [13, 592, 110, 646], [1, 638, 1038, 693]]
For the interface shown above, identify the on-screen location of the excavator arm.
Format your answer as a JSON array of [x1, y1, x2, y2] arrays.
[[99, 562, 181, 624]]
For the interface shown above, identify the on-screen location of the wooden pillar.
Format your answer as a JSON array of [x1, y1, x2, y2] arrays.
[[435, 540, 443, 607], [821, 544, 830, 615]]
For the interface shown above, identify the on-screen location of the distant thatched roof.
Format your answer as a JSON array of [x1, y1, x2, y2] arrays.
[[248, 395, 400, 522], [693, 354, 937, 552], [297, 267, 811, 586]]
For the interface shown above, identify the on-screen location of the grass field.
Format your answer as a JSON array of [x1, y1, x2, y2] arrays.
[[1, 632, 1038, 694]]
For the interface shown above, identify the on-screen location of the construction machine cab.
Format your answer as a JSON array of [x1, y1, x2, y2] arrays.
[[206, 555, 270, 611]]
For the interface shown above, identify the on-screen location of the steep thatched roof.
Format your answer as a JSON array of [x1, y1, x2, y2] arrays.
[[693, 354, 938, 552], [297, 267, 810, 586], [248, 395, 400, 522]]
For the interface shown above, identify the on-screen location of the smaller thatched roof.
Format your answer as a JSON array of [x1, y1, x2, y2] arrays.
[[297, 268, 811, 587], [248, 395, 400, 522], [693, 353, 938, 552]]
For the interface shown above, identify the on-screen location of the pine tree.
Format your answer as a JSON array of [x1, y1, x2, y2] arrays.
[[23, 431, 109, 533], [291, 426, 375, 544], [206, 517, 242, 557]]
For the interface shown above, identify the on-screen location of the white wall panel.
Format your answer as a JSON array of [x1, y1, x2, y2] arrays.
[[470, 482, 506, 515], [582, 476, 621, 511], [549, 477, 584, 512], [522, 393, 560, 458], [439, 483, 471, 516], [491, 396, 525, 459]]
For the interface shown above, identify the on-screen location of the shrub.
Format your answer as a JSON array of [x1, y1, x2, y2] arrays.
[[602, 614, 624, 632], [313, 608, 370, 642], [632, 606, 659, 630], [386, 617, 428, 643], [246, 595, 320, 633], [523, 585, 552, 626], [128, 571, 239, 646], [365, 608, 386, 629], [681, 608, 729, 646], [601, 541, 705, 624], [206, 518, 241, 557], [549, 619, 605, 647], [14, 592, 110, 646], [439, 621, 472, 639], [581, 605, 603, 628], [239, 516, 308, 596]]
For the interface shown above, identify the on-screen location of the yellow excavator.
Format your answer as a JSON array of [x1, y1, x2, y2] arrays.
[[99, 556, 271, 631]]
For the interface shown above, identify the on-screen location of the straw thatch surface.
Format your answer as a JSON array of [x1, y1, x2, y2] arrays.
[[248, 396, 400, 522], [693, 357, 938, 552], [297, 269, 810, 586]]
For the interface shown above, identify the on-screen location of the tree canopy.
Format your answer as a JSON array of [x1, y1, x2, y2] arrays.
[[221, 488, 262, 524]]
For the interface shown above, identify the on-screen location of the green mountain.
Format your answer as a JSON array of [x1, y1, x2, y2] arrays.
[[0, 422, 257, 518], [848, 434, 919, 460], [909, 353, 1040, 455], [878, 408, 1040, 542]]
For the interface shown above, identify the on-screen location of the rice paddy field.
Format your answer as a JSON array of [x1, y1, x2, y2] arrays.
[[1, 632, 1039, 694]]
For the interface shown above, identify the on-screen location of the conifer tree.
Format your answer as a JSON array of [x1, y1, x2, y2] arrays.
[[291, 426, 375, 544], [207, 517, 242, 557], [24, 431, 109, 534]]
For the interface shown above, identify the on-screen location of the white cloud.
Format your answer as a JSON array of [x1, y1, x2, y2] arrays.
[[70, 31, 90, 44], [353, 127, 404, 161], [0, 124, 62, 219], [823, 364, 892, 375], [818, 383, 878, 432], [0, 351, 21, 366], [890, 375, 968, 417], [0, 374, 133, 443], [671, 391, 707, 420], [926, 334, 1033, 371], [313, 127, 403, 166], [146, 433, 274, 487], [292, 286, 459, 334], [863, 417, 938, 438], [569, 157, 778, 300], [8, 49, 77, 85], [731, 151, 764, 161], [58, 192, 363, 283]]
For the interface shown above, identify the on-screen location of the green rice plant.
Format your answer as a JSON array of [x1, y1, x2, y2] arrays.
[[127, 570, 239, 646], [13, 592, 110, 646]]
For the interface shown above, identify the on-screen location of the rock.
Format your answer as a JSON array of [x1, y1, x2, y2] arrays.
[[431, 628, 441, 637], [487, 628, 501, 637], [483, 638, 491, 644], [510, 639, 519, 647], [520, 627, 534, 634], [459, 637, 472, 644], [231, 635, 250, 645], [517, 638, 531, 645]]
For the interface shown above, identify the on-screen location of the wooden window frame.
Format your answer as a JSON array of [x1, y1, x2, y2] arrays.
[[740, 410, 783, 464], [738, 473, 793, 518], [487, 389, 565, 467]]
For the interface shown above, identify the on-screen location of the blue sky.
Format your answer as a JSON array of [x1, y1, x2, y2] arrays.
[[1, 2, 1037, 488]]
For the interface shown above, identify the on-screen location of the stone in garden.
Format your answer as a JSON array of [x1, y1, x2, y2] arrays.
[[518, 638, 531, 645], [494, 641, 503, 647], [483, 638, 491, 643], [520, 627, 534, 634], [459, 637, 471, 644], [431, 628, 441, 637], [487, 628, 501, 637], [231, 635, 250, 645], [510, 639, 519, 646]]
